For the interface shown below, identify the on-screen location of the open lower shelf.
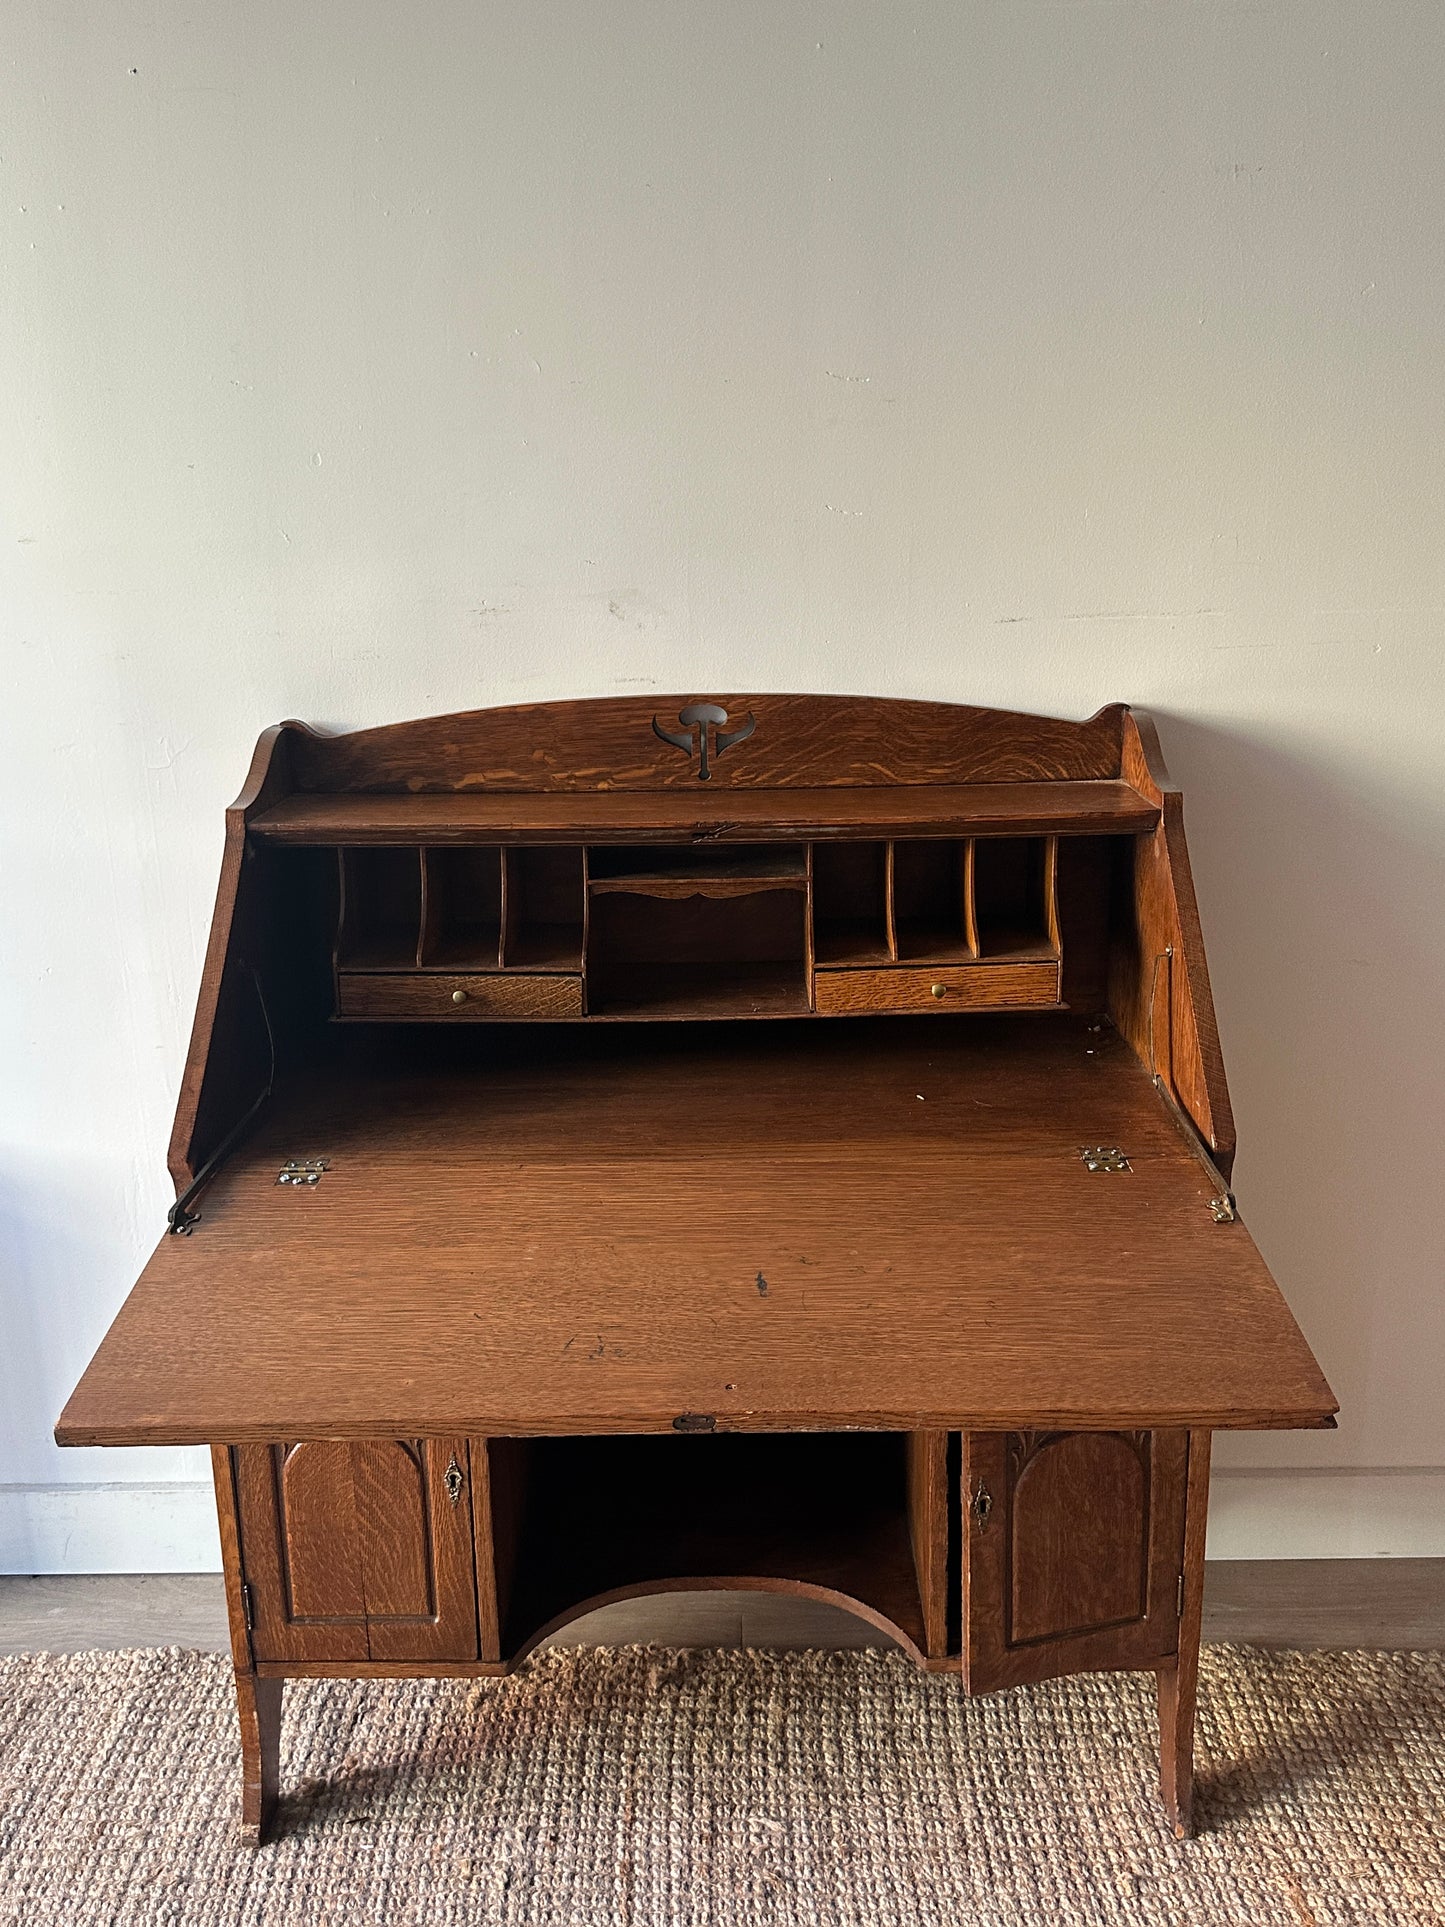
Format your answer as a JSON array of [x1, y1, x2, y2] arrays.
[[589, 962, 809, 1019], [494, 1432, 929, 1660]]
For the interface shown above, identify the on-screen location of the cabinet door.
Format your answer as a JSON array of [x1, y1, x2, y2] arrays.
[[961, 1429, 1187, 1693], [233, 1439, 478, 1663]]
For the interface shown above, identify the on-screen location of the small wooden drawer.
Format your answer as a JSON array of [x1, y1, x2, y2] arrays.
[[813, 962, 1060, 1016], [337, 972, 584, 1020]]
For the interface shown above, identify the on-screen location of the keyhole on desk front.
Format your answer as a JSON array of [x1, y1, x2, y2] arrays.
[[971, 1481, 993, 1532]]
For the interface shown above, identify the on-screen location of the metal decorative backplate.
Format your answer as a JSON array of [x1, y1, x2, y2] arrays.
[[651, 702, 757, 781]]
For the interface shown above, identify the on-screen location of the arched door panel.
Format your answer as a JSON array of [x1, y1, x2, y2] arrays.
[[233, 1438, 477, 1663], [962, 1429, 1187, 1694]]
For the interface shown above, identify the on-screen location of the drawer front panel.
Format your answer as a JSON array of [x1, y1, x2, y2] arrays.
[[813, 962, 1060, 1015], [338, 972, 583, 1020]]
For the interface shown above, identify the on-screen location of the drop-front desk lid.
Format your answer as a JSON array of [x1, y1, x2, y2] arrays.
[[57, 1017, 1337, 1446]]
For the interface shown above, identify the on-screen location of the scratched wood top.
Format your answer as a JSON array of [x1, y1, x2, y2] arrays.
[[57, 1019, 1336, 1446], [248, 781, 1158, 844]]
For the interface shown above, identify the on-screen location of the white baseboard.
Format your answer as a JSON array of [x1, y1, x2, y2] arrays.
[[1206, 1468, 1445, 1560], [3, 1469, 1443, 1575], [0, 1482, 221, 1574]]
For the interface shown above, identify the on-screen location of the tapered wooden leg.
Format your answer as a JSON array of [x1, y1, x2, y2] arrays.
[[235, 1670, 283, 1847], [1158, 1428, 1211, 1838]]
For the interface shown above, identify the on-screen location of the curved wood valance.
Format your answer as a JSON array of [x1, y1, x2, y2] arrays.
[[270, 694, 1129, 793]]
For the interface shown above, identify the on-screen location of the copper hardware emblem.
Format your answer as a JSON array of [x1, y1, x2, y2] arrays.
[[651, 702, 756, 781]]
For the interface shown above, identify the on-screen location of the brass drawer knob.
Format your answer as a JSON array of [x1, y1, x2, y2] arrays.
[[451, 988, 469, 1005], [930, 982, 947, 999]]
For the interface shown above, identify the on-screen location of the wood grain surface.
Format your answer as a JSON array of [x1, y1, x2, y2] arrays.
[[336, 971, 584, 1020], [250, 780, 1158, 843], [812, 961, 1060, 1014], [962, 1429, 1188, 1695], [57, 1018, 1336, 1446], [906, 1430, 950, 1658], [1110, 711, 1236, 1171], [1159, 1429, 1212, 1837], [282, 696, 1129, 793]]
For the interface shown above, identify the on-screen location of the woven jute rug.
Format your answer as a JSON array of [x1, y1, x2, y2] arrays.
[[1, 1645, 1441, 1926]]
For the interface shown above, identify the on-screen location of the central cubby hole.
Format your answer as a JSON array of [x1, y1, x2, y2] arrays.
[[890, 840, 972, 962], [972, 837, 1057, 958], [420, 847, 504, 969], [487, 1431, 934, 1659], [586, 843, 809, 1016]]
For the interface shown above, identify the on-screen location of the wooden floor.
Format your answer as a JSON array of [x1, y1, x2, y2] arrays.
[[2, 1563, 1442, 1657]]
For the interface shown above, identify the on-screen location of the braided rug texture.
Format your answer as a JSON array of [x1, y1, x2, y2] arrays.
[[0, 1645, 1441, 1927]]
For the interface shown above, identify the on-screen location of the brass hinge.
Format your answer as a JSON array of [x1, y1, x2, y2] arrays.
[[1150, 1074, 1239, 1223], [276, 1158, 329, 1187], [241, 1581, 254, 1633], [1177, 1573, 1185, 1619], [1080, 1146, 1131, 1173]]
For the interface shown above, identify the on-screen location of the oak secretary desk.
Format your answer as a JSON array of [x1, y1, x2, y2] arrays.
[[58, 694, 1335, 1845]]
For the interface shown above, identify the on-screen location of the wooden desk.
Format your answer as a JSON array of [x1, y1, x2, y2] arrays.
[[58, 695, 1335, 1845]]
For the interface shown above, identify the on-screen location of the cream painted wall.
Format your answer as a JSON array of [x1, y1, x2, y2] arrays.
[[3, 1, 1443, 1570]]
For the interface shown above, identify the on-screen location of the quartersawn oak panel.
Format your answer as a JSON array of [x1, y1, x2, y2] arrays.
[[278, 1442, 365, 1622], [336, 972, 583, 1021], [1009, 1432, 1148, 1641], [963, 1429, 1188, 1693], [284, 696, 1129, 793], [813, 962, 1060, 1015], [233, 1443, 368, 1664], [251, 781, 1158, 844], [57, 1021, 1337, 1445], [233, 1438, 478, 1664]]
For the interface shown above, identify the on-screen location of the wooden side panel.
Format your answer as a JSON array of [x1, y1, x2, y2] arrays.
[[905, 1431, 950, 1659], [485, 1438, 533, 1655], [468, 1439, 503, 1662], [1109, 712, 1235, 1173], [1158, 1429, 1212, 1838], [210, 1443, 255, 1668], [962, 1429, 1188, 1694], [167, 723, 316, 1189], [287, 696, 1128, 793]]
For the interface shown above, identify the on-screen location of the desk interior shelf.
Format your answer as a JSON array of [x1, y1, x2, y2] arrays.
[[332, 835, 1064, 1021]]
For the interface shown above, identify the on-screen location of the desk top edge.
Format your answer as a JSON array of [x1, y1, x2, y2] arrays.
[[249, 779, 1159, 842]]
